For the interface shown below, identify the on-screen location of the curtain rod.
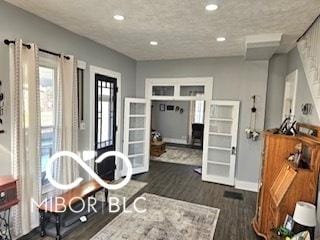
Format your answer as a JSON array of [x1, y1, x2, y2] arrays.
[[3, 39, 70, 60], [297, 14, 320, 42]]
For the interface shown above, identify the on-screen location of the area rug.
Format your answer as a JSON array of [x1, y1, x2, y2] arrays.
[[151, 146, 202, 166], [91, 193, 220, 240], [95, 179, 147, 205]]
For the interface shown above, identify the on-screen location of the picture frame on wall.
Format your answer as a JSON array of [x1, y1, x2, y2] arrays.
[[283, 214, 294, 231], [167, 105, 174, 111], [159, 104, 165, 111]]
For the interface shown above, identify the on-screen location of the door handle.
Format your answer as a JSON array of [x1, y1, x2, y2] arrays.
[[231, 146, 237, 155]]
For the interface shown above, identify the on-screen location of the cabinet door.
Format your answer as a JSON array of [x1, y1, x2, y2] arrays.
[[202, 100, 240, 186]]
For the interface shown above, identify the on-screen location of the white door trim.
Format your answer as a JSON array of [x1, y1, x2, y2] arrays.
[[89, 65, 122, 179]]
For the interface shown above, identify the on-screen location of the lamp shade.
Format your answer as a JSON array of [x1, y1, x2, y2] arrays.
[[293, 201, 317, 227]]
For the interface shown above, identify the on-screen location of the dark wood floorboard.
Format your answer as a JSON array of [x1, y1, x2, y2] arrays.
[[20, 161, 260, 240]]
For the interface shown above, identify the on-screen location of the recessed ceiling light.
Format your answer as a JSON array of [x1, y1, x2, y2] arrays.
[[205, 4, 218, 11], [216, 37, 226, 42], [150, 41, 158, 46], [113, 15, 125, 21]]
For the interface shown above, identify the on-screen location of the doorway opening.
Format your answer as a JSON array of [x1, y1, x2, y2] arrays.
[[150, 100, 205, 170], [123, 77, 240, 186]]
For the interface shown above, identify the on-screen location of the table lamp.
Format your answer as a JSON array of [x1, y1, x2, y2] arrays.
[[293, 201, 316, 238]]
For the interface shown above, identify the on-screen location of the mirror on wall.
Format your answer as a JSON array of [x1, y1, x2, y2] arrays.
[[282, 69, 298, 120]]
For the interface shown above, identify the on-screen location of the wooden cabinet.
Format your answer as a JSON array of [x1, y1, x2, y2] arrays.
[[252, 125, 320, 239]]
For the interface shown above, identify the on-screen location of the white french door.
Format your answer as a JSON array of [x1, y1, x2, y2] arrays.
[[123, 98, 151, 175], [202, 100, 240, 186]]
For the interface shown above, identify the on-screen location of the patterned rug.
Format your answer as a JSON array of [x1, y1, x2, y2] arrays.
[[91, 193, 220, 240], [151, 146, 202, 166], [95, 179, 147, 205]]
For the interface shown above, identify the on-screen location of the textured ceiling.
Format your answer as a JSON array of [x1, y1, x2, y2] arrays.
[[5, 0, 320, 60]]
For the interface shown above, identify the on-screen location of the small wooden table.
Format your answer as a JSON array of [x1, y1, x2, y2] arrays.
[[150, 141, 166, 157], [39, 179, 109, 240]]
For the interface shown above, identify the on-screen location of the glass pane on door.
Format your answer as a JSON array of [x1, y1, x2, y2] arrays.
[[128, 142, 145, 156], [180, 85, 205, 96], [129, 155, 144, 168], [208, 149, 231, 164], [210, 105, 233, 119], [130, 102, 146, 115], [96, 78, 116, 149], [208, 135, 232, 148], [209, 120, 232, 134], [152, 86, 174, 96], [207, 163, 230, 177], [129, 130, 145, 142], [129, 116, 146, 129]]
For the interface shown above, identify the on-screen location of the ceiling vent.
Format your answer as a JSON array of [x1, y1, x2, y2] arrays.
[[245, 33, 283, 60]]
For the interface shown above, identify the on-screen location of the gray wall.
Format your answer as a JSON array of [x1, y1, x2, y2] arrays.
[[264, 48, 320, 129], [287, 47, 320, 125], [136, 57, 269, 183], [152, 101, 190, 142], [265, 54, 288, 129], [0, 1, 136, 175]]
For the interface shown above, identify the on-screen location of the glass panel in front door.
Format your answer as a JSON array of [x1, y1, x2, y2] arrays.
[[95, 74, 117, 180]]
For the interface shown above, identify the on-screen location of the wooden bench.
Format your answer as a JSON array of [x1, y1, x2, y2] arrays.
[[39, 180, 109, 240]]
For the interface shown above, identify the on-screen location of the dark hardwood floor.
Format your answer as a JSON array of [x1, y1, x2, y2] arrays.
[[21, 161, 260, 240]]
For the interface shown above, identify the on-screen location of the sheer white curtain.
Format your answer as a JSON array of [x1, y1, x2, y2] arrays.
[[51, 55, 79, 195], [10, 39, 41, 236], [297, 17, 320, 118], [10, 39, 80, 235]]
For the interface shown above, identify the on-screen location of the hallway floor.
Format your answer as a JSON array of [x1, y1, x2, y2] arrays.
[[151, 144, 203, 166]]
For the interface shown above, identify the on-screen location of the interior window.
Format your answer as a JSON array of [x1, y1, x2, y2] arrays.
[[194, 100, 205, 124], [39, 65, 55, 185]]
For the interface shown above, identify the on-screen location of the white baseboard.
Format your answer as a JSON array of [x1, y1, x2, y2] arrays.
[[235, 179, 258, 192], [163, 138, 188, 145]]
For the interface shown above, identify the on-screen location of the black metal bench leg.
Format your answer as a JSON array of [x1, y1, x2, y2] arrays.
[[55, 213, 61, 240], [104, 189, 108, 206], [39, 210, 46, 237]]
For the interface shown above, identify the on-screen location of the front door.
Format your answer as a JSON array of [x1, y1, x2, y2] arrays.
[[95, 74, 117, 180]]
